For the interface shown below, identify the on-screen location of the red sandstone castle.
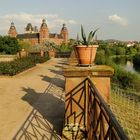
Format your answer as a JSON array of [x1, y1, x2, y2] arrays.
[[8, 19, 68, 46]]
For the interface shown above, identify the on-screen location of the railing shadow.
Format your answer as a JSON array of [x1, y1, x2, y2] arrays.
[[13, 109, 62, 140], [13, 85, 65, 139], [48, 69, 63, 76], [40, 75, 65, 89]]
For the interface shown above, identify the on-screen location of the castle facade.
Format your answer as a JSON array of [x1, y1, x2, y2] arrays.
[[8, 19, 68, 46]]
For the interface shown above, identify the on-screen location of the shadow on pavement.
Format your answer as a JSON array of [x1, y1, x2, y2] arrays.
[[40, 75, 65, 89], [48, 69, 63, 76], [13, 86, 65, 140]]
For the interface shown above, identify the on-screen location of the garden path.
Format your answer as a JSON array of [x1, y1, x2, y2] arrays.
[[0, 58, 67, 140]]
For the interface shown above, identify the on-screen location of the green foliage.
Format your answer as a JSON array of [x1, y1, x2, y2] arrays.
[[95, 50, 106, 64], [116, 47, 126, 55], [95, 51, 140, 91], [45, 41, 59, 51], [18, 40, 31, 51], [133, 53, 140, 66], [98, 41, 108, 50], [126, 47, 136, 55], [0, 36, 20, 54], [79, 25, 99, 46], [58, 43, 73, 52], [28, 55, 49, 63], [0, 56, 49, 76], [135, 44, 140, 52], [97, 41, 140, 57]]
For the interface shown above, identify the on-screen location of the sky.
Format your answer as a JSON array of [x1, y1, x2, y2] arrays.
[[0, 0, 140, 41]]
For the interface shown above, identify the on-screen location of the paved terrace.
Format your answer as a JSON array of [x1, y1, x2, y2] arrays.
[[0, 58, 67, 140]]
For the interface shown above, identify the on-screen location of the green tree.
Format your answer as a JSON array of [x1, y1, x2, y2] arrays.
[[0, 36, 20, 54], [18, 40, 31, 51], [116, 47, 126, 55]]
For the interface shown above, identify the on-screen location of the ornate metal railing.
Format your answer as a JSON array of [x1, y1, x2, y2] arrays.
[[64, 77, 128, 140]]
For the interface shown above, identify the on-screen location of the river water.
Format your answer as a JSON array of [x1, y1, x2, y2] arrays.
[[113, 57, 140, 74]]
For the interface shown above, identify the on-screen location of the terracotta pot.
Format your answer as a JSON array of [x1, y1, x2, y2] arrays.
[[75, 45, 98, 65]]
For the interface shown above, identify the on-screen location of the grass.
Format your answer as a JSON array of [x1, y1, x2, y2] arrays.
[[110, 90, 140, 140]]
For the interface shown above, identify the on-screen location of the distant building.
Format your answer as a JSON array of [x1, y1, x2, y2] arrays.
[[8, 19, 68, 46], [126, 41, 136, 47]]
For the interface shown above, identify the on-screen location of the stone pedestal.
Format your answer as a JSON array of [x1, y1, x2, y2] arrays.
[[63, 65, 114, 102]]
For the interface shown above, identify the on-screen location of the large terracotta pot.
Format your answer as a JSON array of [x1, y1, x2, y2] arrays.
[[75, 45, 98, 65]]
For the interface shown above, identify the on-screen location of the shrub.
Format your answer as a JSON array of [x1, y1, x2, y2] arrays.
[[29, 55, 49, 63], [95, 50, 106, 64], [0, 56, 49, 76], [133, 53, 140, 66]]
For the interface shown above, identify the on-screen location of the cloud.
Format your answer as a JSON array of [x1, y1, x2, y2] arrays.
[[108, 14, 128, 26], [54, 19, 77, 25], [0, 12, 77, 34], [68, 20, 77, 24]]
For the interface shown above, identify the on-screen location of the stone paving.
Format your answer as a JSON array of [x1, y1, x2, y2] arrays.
[[0, 58, 67, 140]]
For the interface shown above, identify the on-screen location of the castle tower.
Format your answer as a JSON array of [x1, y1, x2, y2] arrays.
[[25, 23, 34, 33], [61, 24, 68, 44], [39, 19, 49, 44], [8, 22, 17, 38]]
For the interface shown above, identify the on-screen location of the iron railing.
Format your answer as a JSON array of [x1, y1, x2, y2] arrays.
[[64, 77, 128, 140]]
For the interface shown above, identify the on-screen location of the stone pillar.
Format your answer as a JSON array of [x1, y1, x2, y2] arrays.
[[40, 50, 44, 57], [64, 66, 113, 121], [63, 65, 114, 102], [62, 65, 114, 139]]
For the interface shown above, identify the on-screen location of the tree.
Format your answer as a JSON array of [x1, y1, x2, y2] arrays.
[[0, 36, 20, 54], [116, 47, 126, 55], [18, 40, 31, 51]]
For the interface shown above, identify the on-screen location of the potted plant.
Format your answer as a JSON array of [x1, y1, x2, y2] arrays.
[[75, 25, 99, 66]]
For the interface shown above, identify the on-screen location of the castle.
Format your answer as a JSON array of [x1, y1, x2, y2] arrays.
[[8, 19, 68, 46]]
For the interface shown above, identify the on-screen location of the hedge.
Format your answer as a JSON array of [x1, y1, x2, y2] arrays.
[[0, 56, 49, 76]]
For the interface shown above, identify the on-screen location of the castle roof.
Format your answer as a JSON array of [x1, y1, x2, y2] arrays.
[[49, 33, 63, 39], [25, 23, 33, 31], [17, 33, 39, 39], [40, 19, 48, 28], [17, 33, 63, 39], [61, 24, 67, 31], [9, 22, 16, 30]]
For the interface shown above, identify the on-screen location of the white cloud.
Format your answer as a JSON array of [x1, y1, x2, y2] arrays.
[[68, 20, 77, 24], [54, 19, 77, 25], [0, 12, 77, 34], [108, 14, 128, 26]]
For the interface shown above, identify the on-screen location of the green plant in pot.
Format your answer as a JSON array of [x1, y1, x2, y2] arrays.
[[75, 25, 99, 66]]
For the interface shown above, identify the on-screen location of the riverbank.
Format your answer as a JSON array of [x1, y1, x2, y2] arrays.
[[95, 52, 140, 92]]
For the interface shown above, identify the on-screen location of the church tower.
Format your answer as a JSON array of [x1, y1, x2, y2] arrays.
[[39, 19, 49, 44], [8, 22, 17, 38], [61, 24, 68, 44]]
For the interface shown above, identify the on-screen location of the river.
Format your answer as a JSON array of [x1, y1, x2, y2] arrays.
[[113, 56, 140, 74]]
